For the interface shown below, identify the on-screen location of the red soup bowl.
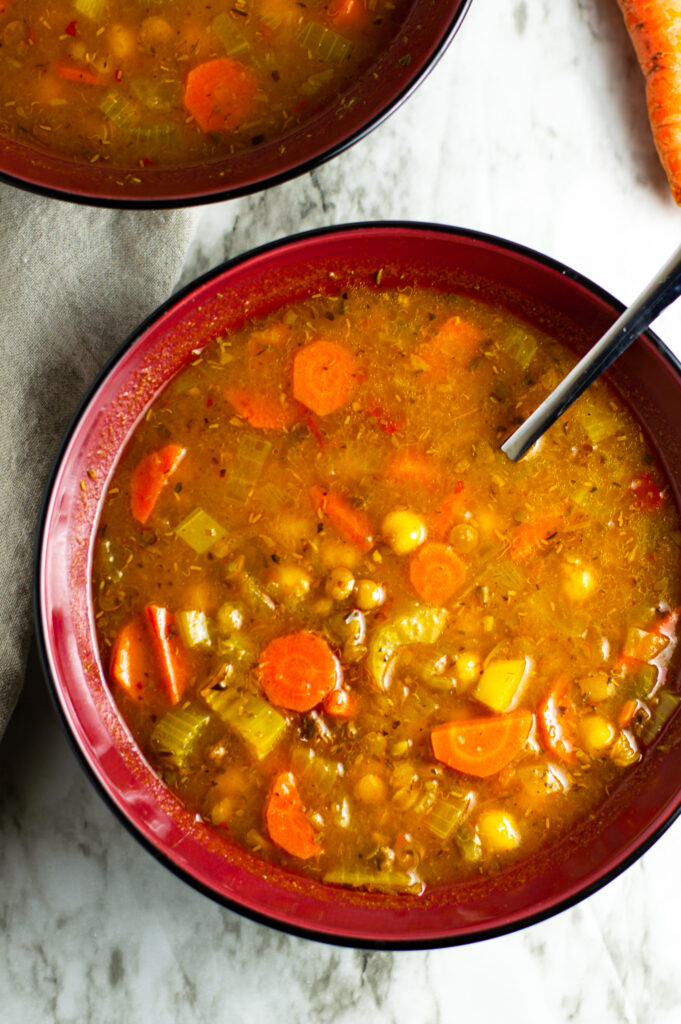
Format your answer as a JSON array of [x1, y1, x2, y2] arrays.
[[0, 2, 471, 208], [36, 223, 681, 948]]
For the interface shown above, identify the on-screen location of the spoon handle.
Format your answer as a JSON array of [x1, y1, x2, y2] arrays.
[[501, 241, 681, 461]]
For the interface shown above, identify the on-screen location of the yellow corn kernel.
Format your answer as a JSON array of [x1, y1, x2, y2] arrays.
[[382, 509, 427, 555], [474, 658, 527, 712], [477, 809, 520, 853], [580, 713, 616, 755]]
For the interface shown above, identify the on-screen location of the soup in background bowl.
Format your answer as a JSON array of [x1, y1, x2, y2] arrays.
[[0, 1, 471, 206], [37, 223, 681, 947]]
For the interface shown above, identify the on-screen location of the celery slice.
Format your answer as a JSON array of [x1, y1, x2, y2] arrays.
[[131, 79, 181, 112], [456, 822, 483, 863], [637, 692, 680, 745], [100, 94, 138, 129], [151, 705, 210, 769], [501, 328, 537, 369], [323, 867, 422, 893], [225, 434, 271, 503], [581, 407, 619, 445], [241, 573, 277, 618], [202, 684, 287, 759], [131, 124, 179, 148], [427, 794, 469, 839], [212, 13, 251, 60], [297, 21, 352, 63], [75, 0, 106, 17], [369, 606, 448, 688], [632, 662, 658, 699], [175, 507, 227, 554], [300, 69, 334, 96], [176, 610, 212, 650], [291, 746, 340, 798]]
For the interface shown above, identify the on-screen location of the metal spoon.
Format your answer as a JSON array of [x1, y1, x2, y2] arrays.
[[501, 242, 681, 461]]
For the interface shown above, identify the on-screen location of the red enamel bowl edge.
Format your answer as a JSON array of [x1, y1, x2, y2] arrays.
[[0, 1, 471, 208], [36, 222, 681, 948]]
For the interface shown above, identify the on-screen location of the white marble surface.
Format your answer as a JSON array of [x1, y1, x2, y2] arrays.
[[4, 0, 681, 1021]]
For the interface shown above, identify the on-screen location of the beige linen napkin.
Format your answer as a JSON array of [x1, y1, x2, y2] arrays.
[[0, 185, 199, 738]]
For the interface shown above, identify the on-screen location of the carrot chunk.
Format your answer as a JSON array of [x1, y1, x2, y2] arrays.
[[310, 485, 374, 552], [259, 631, 341, 712], [184, 57, 257, 134], [54, 63, 101, 86], [225, 387, 295, 430], [330, 0, 369, 31], [322, 688, 359, 718], [538, 678, 577, 763], [145, 605, 192, 704], [265, 772, 320, 859], [409, 542, 466, 604], [429, 482, 466, 540], [292, 339, 357, 416], [431, 710, 533, 778], [130, 444, 185, 524], [419, 316, 484, 372], [509, 515, 562, 561], [110, 615, 158, 703], [384, 448, 440, 491]]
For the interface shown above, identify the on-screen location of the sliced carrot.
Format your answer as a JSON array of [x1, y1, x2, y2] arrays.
[[247, 323, 289, 366], [509, 515, 562, 562], [322, 688, 359, 719], [538, 678, 577, 763], [292, 339, 357, 416], [618, 699, 639, 729], [409, 542, 466, 604], [110, 615, 157, 703], [330, 0, 369, 31], [429, 482, 466, 540], [615, 1, 681, 205], [265, 772, 320, 859], [383, 448, 440, 491], [225, 387, 295, 430], [310, 485, 374, 552], [419, 316, 484, 372], [129, 444, 185, 524], [184, 57, 257, 134], [55, 63, 101, 86], [259, 631, 341, 712], [145, 605, 192, 704], [431, 710, 533, 778]]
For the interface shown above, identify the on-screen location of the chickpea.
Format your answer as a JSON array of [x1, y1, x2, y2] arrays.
[[562, 559, 596, 601], [139, 16, 175, 53], [355, 578, 386, 611], [216, 601, 244, 635], [580, 713, 616, 755], [382, 509, 427, 555], [108, 24, 137, 62], [354, 773, 387, 805], [477, 809, 520, 854], [325, 566, 355, 602], [266, 563, 311, 602], [449, 522, 479, 554]]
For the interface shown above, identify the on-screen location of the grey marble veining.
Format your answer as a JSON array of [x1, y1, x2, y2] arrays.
[[4, 0, 681, 1021]]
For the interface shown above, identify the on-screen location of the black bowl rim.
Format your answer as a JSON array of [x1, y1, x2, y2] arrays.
[[0, 1, 473, 210], [34, 220, 681, 949]]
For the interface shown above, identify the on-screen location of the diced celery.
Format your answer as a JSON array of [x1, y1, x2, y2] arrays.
[[217, 635, 256, 667], [632, 662, 659, 699], [622, 627, 669, 663], [202, 685, 287, 759], [100, 94, 138, 129], [474, 658, 527, 712], [131, 79, 181, 112], [175, 507, 227, 554], [212, 13, 251, 59], [300, 68, 334, 96], [369, 606, 448, 687], [637, 692, 680, 745], [455, 822, 483, 864], [323, 867, 422, 893], [225, 434, 272, 503], [297, 21, 352, 63], [131, 124, 179, 148], [151, 705, 211, 769], [501, 327, 537, 369], [581, 407, 619, 445], [176, 610, 212, 650], [291, 746, 339, 798], [75, 0, 106, 17], [427, 794, 468, 840], [241, 573, 277, 618], [484, 559, 524, 593]]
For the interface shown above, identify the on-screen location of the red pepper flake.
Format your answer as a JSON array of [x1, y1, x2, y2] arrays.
[[114, 68, 123, 82], [295, 99, 308, 112], [452, 479, 465, 495], [65, 20, 77, 36], [298, 404, 326, 451], [141, 156, 156, 167], [365, 402, 402, 435], [206, 397, 214, 408]]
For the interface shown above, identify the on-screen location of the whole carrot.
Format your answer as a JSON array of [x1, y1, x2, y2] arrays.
[[616, 1, 681, 203]]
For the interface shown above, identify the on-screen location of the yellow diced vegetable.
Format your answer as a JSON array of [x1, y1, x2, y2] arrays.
[[474, 658, 527, 712], [477, 809, 520, 853], [175, 507, 227, 554], [622, 627, 669, 662], [579, 713, 616, 755]]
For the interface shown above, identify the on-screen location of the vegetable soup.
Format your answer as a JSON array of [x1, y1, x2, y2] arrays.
[[0, 0, 408, 168], [92, 284, 681, 894]]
